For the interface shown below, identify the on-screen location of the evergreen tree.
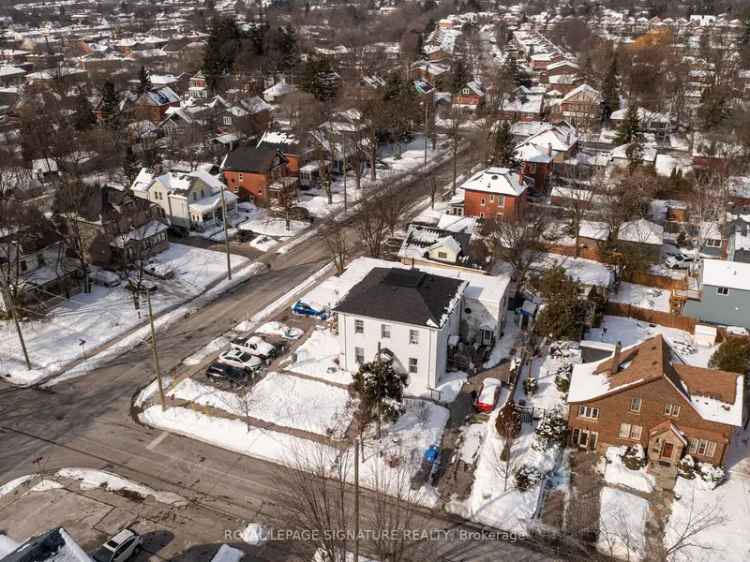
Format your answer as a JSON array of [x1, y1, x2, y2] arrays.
[[73, 92, 96, 131], [415, 33, 424, 59], [100, 81, 120, 127], [272, 25, 299, 73], [600, 56, 619, 123], [202, 17, 242, 93], [614, 103, 641, 145], [492, 120, 516, 167], [710, 337, 750, 374], [138, 65, 151, 94], [123, 144, 140, 185], [450, 58, 469, 94], [299, 55, 339, 101], [353, 358, 408, 438], [533, 267, 588, 340], [502, 52, 526, 87]]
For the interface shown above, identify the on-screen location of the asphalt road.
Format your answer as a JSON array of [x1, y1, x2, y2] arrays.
[[0, 156, 574, 561]]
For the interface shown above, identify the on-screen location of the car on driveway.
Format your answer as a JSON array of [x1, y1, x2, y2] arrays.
[[92, 529, 142, 562], [475, 378, 502, 413], [144, 262, 174, 279], [206, 361, 253, 385], [291, 300, 328, 319], [665, 253, 694, 270], [231, 335, 280, 360], [218, 349, 264, 372]]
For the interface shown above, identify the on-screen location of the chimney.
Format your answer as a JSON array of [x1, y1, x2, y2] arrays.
[[518, 171, 523, 184], [611, 340, 622, 372], [566, 132, 571, 144], [547, 142, 552, 156]]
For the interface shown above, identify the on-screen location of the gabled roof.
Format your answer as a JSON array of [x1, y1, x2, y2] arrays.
[[333, 267, 466, 329], [560, 83, 600, 103], [568, 335, 744, 426]]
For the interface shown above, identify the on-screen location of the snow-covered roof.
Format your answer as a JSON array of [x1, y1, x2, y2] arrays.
[[110, 220, 168, 248], [701, 259, 750, 291], [461, 167, 527, 197], [130, 167, 154, 193], [534, 253, 614, 288], [618, 219, 663, 246]]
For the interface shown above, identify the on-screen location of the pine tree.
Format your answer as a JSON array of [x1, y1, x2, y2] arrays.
[[123, 145, 140, 185], [202, 17, 242, 93], [450, 58, 469, 94], [600, 56, 619, 123], [614, 103, 641, 145], [138, 65, 151, 94], [100, 81, 120, 127], [353, 358, 408, 438], [492, 120, 516, 167], [73, 92, 96, 131], [502, 51, 526, 87], [299, 55, 339, 101]]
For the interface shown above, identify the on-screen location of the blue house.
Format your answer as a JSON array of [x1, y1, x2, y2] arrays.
[[684, 259, 750, 330]]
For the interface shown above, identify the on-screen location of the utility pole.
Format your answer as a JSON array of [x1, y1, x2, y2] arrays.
[[218, 178, 232, 281], [354, 437, 360, 562], [1, 282, 31, 370], [423, 101, 429, 167], [146, 289, 166, 410]]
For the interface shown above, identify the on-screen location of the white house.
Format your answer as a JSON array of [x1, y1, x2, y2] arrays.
[[131, 167, 238, 231], [328, 258, 511, 397]]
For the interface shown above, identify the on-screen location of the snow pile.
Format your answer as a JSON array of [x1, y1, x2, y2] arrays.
[[429, 370, 467, 403], [287, 327, 352, 385], [56, 468, 186, 505], [0, 535, 19, 558], [29, 479, 64, 492], [0, 475, 36, 497], [597, 487, 649, 562], [240, 524, 268, 546], [599, 446, 655, 493]]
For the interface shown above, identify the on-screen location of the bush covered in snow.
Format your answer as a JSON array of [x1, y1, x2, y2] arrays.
[[514, 464, 543, 492], [553, 363, 573, 394], [698, 463, 726, 488], [678, 455, 697, 480], [523, 376, 538, 396], [533, 411, 567, 450], [620, 444, 646, 470]]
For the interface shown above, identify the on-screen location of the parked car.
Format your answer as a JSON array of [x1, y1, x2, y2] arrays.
[[475, 378, 502, 413], [665, 253, 693, 270], [92, 529, 142, 562], [231, 335, 280, 360], [206, 361, 252, 385], [291, 300, 328, 319], [218, 349, 263, 372], [144, 262, 174, 279], [91, 269, 121, 287]]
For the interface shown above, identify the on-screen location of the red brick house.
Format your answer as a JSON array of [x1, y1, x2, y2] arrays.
[[453, 80, 485, 110], [221, 146, 297, 206], [461, 167, 528, 220], [549, 84, 601, 129], [133, 86, 181, 123], [514, 122, 578, 192], [568, 335, 745, 481]]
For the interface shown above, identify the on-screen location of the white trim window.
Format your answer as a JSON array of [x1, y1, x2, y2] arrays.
[[689, 439, 717, 458], [354, 319, 364, 334], [408, 358, 418, 374], [578, 405, 600, 419], [717, 287, 729, 296], [480, 197, 486, 207], [629, 398, 642, 413], [355, 346, 364, 365], [381, 324, 391, 339], [619, 423, 642, 440], [664, 404, 681, 417], [572, 428, 598, 450], [409, 330, 419, 345], [705, 238, 722, 248]]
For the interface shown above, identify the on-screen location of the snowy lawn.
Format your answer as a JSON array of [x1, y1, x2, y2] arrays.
[[597, 487, 649, 562], [664, 474, 750, 562], [239, 217, 309, 238], [483, 315, 520, 369], [0, 245, 253, 386], [610, 282, 671, 313], [598, 446, 655, 493], [139, 396, 449, 507], [534, 253, 614, 289], [586, 315, 717, 367], [514, 343, 579, 412], [285, 327, 353, 385], [431, 371, 467, 403], [168, 373, 354, 438]]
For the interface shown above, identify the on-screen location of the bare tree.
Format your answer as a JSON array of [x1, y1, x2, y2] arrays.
[[494, 404, 520, 492], [661, 489, 726, 562], [320, 218, 350, 275], [445, 106, 464, 196]]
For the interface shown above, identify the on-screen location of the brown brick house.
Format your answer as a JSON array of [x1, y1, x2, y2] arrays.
[[221, 146, 297, 206], [460, 167, 528, 221], [567, 335, 745, 476]]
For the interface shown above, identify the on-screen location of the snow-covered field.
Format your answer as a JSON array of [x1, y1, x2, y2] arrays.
[[610, 282, 671, 313], [0, 245, 256, 386], [598, 487, 649, 562], [168, 373, 354, 437], [239, 217, 308, 238], [586, 315, 717, 367], [599, 447, 655, 493], [285, 326, 352, 385]]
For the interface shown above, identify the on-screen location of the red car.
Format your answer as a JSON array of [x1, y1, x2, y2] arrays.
[[475, 378, 502, 413]]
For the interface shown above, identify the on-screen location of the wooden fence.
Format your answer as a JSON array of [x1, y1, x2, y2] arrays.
[[605, 302, 697, 332]]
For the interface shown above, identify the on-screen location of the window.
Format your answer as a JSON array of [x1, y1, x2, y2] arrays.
[[629, 398, 642, 413], [479, 212, 485, 219], [223, 116, 232, 126], [578, 405, 599, 419], [664, 404, 681, 417], [480, 197, 486, 207], [689, 439, 717, 457], [408, 358, 418, 374], [572, 428, 598, 450], [717, 287, 729, 296], [355, 347, 364, 364], [354, 319, 364, 334], [619, 423, 642, 440], [381, 324, 391, 339], [238, 173, 244, 182], [437, 251, 448, 259], [497, 195, 505, 208], [705, 238, 722, 247], [489, 195, 495, 203], [409, 330, 419, 344]]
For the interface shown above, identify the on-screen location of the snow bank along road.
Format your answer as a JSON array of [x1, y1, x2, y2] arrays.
[[0, 156, 564, 561]]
